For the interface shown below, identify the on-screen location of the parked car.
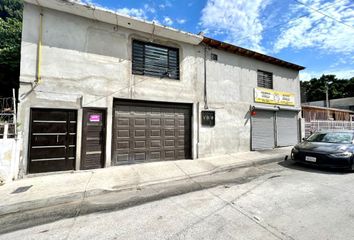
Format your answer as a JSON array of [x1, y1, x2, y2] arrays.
[[291, 130, 354, 170]]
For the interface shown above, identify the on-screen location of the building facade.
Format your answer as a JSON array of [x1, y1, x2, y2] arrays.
[[17, 0, 304, 176]]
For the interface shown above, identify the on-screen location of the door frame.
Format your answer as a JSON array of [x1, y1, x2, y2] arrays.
[[80, 107, 107, 170]]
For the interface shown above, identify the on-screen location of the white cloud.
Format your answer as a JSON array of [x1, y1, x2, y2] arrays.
[[116, 4, 155, 20], [176, 19, 186, 24], [273, 0, 354, 54], [143, 4, 156, 14], [200, 0, 272, 52], [116, 8, 147, 19], [159, 1, 173, 9], [163, 16, 174, 25], [300, 69, 354, 81]]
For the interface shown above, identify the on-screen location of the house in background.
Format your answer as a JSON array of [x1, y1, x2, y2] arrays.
[[301, 105, 354, 121], [16, 0, 304, 177]]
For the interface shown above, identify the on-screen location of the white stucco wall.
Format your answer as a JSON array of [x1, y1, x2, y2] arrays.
[[18, 3, 301, 175]]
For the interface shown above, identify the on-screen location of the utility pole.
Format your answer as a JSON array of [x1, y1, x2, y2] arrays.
[[325, 83, 329, 119], [325, 81, 332, 120]]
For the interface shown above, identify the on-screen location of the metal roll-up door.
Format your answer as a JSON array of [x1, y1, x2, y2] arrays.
[[251, 110, 275, 150], [276, 111, 298, 147], [113, 99, 192, 165]]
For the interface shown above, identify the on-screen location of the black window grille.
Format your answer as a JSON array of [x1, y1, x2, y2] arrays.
[[132, 40, 180, 80], [257, 70, 273, 89]]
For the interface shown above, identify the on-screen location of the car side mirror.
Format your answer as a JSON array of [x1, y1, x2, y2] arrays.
[[302, 137, 307, 141]]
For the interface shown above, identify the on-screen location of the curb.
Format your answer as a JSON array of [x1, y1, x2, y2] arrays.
[[0, 155, 286, 234]]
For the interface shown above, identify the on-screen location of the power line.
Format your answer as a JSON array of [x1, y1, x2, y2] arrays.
[[218, 0, 349, 48], [293, 0, 354, 30]]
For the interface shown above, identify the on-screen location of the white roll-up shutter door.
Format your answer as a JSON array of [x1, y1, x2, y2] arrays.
[[276, 111, 299, 147], [251, 110, 275, 150]]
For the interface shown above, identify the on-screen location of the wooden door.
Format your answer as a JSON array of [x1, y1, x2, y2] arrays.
[[81, 108, 106, 170]]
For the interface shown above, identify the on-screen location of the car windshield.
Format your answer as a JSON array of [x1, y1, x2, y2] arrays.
[[307, 132, 354, 144]]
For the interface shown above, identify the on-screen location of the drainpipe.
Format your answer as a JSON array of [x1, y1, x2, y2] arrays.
[[203, 44, 208, 110], [36, 12, 44, 84], [196, 102, 200, 158], [20, 10, 44, 100]]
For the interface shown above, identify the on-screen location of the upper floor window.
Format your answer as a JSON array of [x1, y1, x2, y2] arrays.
[[257, 70, 273, 89], [132, 40, 180, 80]]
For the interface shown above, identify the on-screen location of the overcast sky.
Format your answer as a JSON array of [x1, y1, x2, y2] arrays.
[[82, 0, 354, 81]]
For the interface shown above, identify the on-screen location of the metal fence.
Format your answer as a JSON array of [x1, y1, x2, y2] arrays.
[[305, 120, 354, 137], [0, 96, 16, 139]]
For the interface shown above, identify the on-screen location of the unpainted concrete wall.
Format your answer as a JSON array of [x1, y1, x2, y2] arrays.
[[198, 48, 301, 157], [304, 97, 354, 110]]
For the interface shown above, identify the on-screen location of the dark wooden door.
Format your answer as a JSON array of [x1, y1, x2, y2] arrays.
[[113, 100, 192, 165], [28, 109, 77, 173], [81, 108, 106, 170]]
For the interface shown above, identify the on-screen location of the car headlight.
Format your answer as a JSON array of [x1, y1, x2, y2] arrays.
[[329, 152, 353, 158]]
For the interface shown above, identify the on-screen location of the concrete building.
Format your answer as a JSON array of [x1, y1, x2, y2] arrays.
[[303, 97, 354, 111], [17, 0, 304, 176]]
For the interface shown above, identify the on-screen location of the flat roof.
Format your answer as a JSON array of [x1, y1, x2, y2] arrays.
[[203, 37, 305, 71], [24, 0, 203, 45], [25, 0, 306, 71]]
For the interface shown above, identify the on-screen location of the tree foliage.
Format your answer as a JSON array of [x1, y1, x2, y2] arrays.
[[0, 0, 23, 97], [301, 75, 354, 102]]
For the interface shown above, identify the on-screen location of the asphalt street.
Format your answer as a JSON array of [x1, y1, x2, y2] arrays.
[[1, 160, 354, 240]]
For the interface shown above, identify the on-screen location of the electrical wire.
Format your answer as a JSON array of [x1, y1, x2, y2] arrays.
[[293, 0, 354, 30], [225, 0, 351, 47]]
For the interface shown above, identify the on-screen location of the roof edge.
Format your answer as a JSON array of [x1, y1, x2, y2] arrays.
[[24, 0, 203, 45], [203, 37, 305, 71]]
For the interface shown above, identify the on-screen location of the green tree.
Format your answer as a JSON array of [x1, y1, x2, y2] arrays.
[[0, 0, 23, 97], [301, 74, 354, 103]]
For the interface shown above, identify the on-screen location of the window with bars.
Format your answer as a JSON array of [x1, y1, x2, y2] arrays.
[[132, 40, 180, 80], [257, 70, 273, 89]]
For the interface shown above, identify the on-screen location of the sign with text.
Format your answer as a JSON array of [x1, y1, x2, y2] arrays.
[[254, 88, 295, 106], [89, 114, 101, 123]]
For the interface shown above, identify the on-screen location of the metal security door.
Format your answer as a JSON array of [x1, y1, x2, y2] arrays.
[[251, 110, 275, 150], [276, 111, 298, 147], [81, 108, 106, 170], [113, 100, 192, 165], [28, 109, 77, 173]]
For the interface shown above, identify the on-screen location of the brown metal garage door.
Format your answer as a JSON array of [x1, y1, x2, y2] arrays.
[[28, 109, 77, 173], [113, 100, 192, 165]]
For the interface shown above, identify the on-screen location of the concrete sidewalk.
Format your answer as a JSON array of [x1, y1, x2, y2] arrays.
[[0, 147, 291, 233]]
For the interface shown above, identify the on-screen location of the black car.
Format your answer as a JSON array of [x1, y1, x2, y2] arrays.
[[291, 130, 354, 170]]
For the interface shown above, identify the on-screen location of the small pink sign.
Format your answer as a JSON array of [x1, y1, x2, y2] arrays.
[[89, 114, 101, 122]]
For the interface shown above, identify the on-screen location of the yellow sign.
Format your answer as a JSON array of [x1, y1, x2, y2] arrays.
[[254, 88, 295, 106]]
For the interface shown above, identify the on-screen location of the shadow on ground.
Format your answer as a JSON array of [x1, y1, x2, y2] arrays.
[[278, 160, 352, 175]]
